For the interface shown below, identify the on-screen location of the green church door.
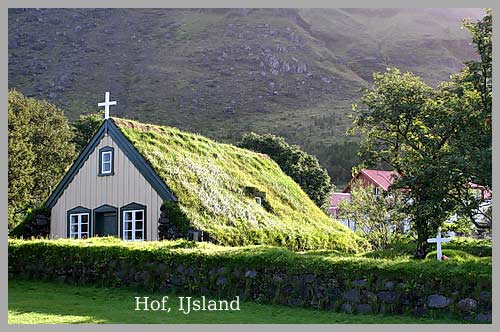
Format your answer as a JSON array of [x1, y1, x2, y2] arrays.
[[94, 211, 118, 237]]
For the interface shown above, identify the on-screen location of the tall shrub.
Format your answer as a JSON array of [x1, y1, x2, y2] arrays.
[[8, 89, 76, 228]]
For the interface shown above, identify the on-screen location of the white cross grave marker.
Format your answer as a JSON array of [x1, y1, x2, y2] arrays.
[[98, 91, 117, 119], [427, 228, 451, 261]]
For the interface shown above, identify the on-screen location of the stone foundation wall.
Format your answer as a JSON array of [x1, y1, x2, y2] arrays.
[[8, 257, 491, 322]]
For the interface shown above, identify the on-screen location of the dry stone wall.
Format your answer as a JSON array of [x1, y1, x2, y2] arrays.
[[8, 241, 491, 322]]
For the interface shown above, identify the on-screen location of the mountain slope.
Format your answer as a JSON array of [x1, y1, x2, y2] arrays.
[[113, 117, 369, 252], [8, 8, 483, 184]]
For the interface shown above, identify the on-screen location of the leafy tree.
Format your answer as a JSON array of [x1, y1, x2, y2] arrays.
[[432, 76, 492, 230], [463, 9, 492, 154], [238, 132, 332, 208], [411, 11, 492, 232], [446, 9, 492, 227], [71, 113, 104, 153], [337, 182, 407, 250], [353, 69, 464, 258], [441, 215, 473, 238], [8, 91, 35, 227], [349, 10, 492, 258], [8, 90, 76, 229]]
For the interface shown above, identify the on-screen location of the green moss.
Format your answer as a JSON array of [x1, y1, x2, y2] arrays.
[[159, 201, 190, 237], [10, 206, 50, 238], [112, 117, 368, 252]]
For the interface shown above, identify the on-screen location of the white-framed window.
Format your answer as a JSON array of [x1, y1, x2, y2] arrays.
[[101, 151, 112, 174], [123, 210, 144, 241], [69, 213, 90, 239], [374, 187, 380, 197]]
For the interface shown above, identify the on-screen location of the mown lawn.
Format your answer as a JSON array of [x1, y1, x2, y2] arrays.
[[9, 279, 464, 324]]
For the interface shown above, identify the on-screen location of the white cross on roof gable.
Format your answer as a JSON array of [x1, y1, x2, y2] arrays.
[[98, 91, 117, 119]]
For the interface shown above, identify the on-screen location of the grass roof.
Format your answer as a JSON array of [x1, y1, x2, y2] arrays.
[[113, 117, 368, 252]]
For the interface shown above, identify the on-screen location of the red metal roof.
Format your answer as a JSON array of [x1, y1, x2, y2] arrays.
[[342, 169, 400, 193], [361, 169, 399, 191], [329, 192, 351, 213], [331, 170, 492, 212], [469, 182, 492, 200]]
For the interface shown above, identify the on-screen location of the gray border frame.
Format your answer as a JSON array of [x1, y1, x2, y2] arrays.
[[2, 1, 497, 332]]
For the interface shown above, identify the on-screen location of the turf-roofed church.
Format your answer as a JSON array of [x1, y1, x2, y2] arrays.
[[45, 92, 176, 241], [45, 92, 367, 252]]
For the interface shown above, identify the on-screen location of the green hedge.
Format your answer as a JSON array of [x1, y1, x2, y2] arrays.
[[9, 238, 491, 290], [362, 237, 492, 259], [425, 249, 479, 262], [8, 238, 492, 318], [445, 237, 492, 257]]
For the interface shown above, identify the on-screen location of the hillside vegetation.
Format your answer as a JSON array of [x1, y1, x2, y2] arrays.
[[8, 8, 483, 183], [113, 117, 368, 252]]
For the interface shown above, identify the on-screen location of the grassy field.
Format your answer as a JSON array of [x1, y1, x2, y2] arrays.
[[8, 279, 465, 324]]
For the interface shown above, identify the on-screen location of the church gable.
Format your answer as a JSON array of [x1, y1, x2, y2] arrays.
[[46, 118, 176, 241], [49, 130, 166, 239], [45, 119, 176, 210]]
